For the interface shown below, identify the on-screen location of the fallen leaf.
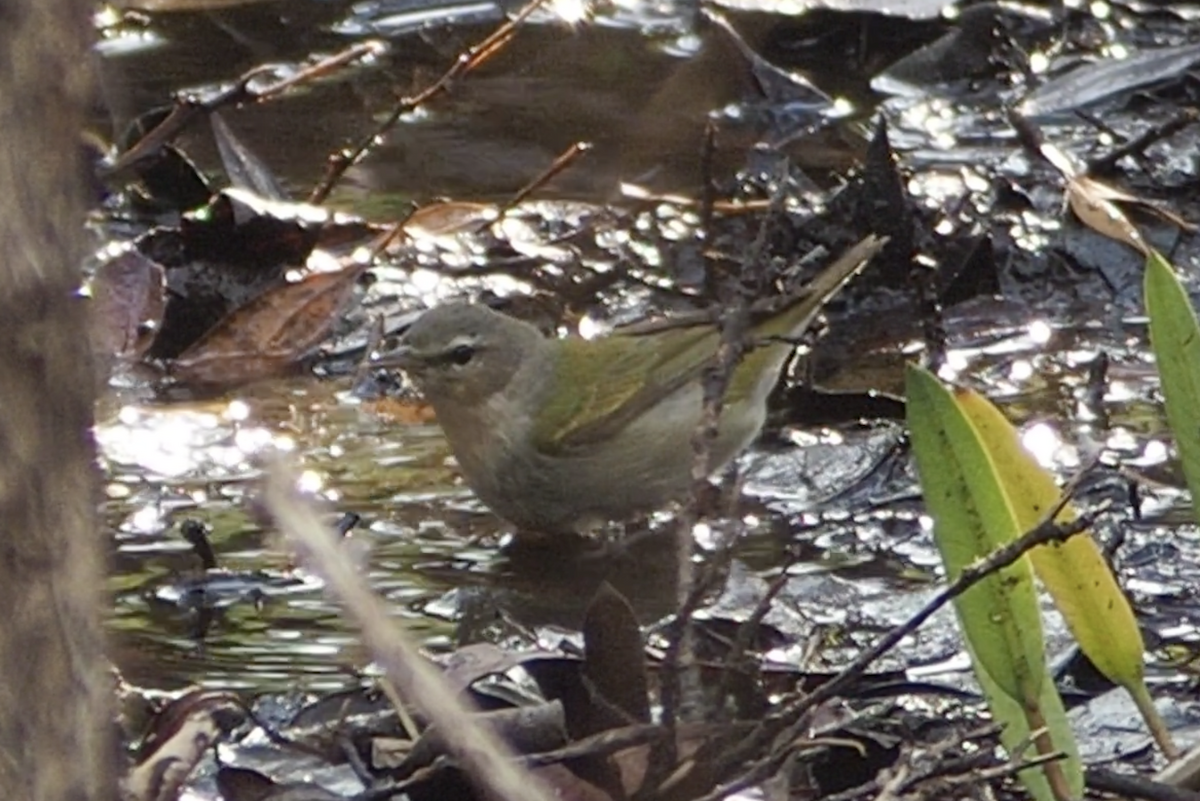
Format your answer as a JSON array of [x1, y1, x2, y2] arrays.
[[365, 397, 438, 425], [1065, 175, 1151, 256], [88, 249, 166, 359], [171, 264, 364, 385]]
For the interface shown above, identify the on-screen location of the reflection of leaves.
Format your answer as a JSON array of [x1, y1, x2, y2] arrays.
[[171, 265, 364, 385], [582, 583, 650, 730], [88, 250, 166, 359]]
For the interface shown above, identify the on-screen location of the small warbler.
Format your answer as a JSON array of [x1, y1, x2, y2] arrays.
[[375, 235, 883, 533]]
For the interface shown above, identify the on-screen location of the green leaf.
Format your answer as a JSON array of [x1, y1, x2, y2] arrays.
[[972, 647, 1082, 801], [1137, 250, 1200, 759], [906, 365, 1083, 801], [1146, 250, 1200, 527], [955, 388, 1176, 760], [906, 365, 1046, 703]]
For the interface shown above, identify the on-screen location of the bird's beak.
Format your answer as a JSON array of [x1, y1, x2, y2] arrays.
[[372, 344, 421, 371]]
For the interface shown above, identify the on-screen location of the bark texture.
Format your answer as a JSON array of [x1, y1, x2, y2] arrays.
[[0, 2, 112, 799]]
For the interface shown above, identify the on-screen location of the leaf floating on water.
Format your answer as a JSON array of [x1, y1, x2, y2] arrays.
[[88, 249, 167, 360], [365, 397, 437, 425], [404, 201, 499, 238], [1072, 174, 1196, 233], [170, 264, 365, 386], [1038, 140, 1193, 254]]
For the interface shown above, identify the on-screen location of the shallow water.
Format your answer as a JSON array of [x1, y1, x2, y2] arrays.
[[94, 0, 1200, 698]]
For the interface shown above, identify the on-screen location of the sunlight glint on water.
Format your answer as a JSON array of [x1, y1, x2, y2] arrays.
[[97, 402, 289, 480]]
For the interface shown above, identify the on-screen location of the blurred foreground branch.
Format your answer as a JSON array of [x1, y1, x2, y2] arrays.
[[0, 1, 112, 798], [262, 462, 557, 801]]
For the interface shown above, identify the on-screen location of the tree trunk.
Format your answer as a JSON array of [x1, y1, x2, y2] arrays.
[[0, 2, 112, 799]]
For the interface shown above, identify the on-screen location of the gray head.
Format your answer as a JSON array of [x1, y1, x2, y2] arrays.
[[376, 303, 548, 406]]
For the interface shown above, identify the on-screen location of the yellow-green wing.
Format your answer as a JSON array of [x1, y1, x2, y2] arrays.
[[531, 323, 720, 454], [531, 235, 886, 454]]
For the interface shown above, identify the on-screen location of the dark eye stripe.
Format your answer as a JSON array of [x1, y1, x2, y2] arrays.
[[431, 344, 476, 367]]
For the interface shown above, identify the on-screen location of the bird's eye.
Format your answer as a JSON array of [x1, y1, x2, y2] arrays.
[[448, 344, 476, 365]]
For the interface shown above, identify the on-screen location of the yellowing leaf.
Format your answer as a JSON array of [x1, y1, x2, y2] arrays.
[[906, 365, 1083, 800], [906, 366, 1047, 705], [954, 388, 1177, 759], [954, 389, 1144, 682]]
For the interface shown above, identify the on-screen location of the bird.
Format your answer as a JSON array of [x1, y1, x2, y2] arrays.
[[374, 235, 883, 535]]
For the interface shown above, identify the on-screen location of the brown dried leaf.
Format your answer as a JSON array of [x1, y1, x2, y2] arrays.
[[1066, 175, 1151, 256], [403, 201, 498, 237], [171, 263, 363, 385], [88, 250, 166, 359], [1074, 174, 1197, 233], [365, 397, 438, 425]]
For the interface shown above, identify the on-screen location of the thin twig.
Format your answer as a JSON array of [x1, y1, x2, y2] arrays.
[[1088, 767, 1200, 801], [710, 485, 1101, 791], [309, 0, 549, 203], [1088, 108, 1200, 174], [714, 553, 801, 708], [503, 141, 593, 212], [649, 171, 797, 794], [104, 42, 382, 178]]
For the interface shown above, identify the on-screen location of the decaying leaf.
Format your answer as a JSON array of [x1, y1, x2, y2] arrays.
[[1072, 174, 1196, 233], [170, 264, 365, 385], [403, 201, 499, 237], [1039, 139, 1193, 254], [123, 691, 245, 801], [88, 249, 167, 359], [1065, 174, 1151, 256]]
